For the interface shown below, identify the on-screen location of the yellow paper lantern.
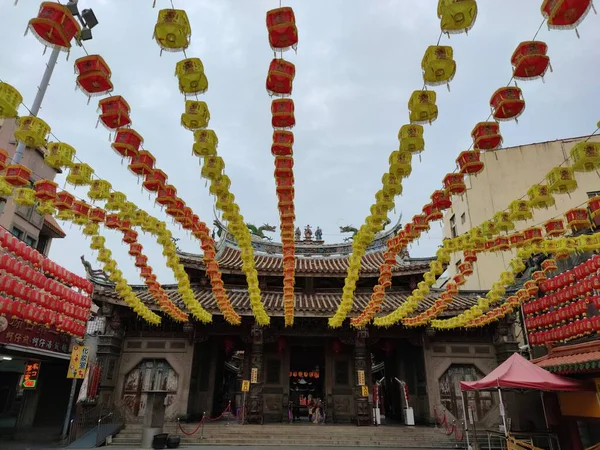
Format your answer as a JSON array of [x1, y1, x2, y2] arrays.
[[508, 200, 533, 221], [0, 177, 13, 196], [66, 163, 94, 186], [153, 9, 191, 52], [193, 129, 219, 158], [181, 100, 210, 130], [201, 156, 225, 181], [381, 173, 403, 197], [421, 45, 456, 87], [388, 150, 413, 178], [546, 167, 577, 194], [570, 142, 600, 172], [14, 116, 51, 148], [493, 211, 515, 232], [0, 82, 23, 119], [105, 191, 127, 211], [175, 58, 208, 95], [45, 142, 76, 169], [398, 124, 425, 154], [527, 184, 555, 209], [88, 179, 112, 201], [408, 90, 438, 124], [13, 188, 36, 206], [437, 0, 478, 34]]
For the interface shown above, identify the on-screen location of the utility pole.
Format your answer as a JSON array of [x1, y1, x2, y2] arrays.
[[13, 0, 98, 166], [12, 47, 61, 165]]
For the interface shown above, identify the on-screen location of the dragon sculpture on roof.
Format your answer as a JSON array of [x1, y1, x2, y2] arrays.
[[340, 218, 393, 242]]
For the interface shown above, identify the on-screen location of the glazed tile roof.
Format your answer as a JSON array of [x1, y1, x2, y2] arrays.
[[533, 340, 600, 374], [92, 283, 481, 318], [178, 246, 435, 277]]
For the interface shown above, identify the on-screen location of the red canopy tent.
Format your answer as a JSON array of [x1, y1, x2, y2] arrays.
[[458, 353, 588, 445], [460, 353, 587, 392]]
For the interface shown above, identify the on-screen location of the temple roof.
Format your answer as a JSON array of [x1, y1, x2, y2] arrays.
[[533, 340, 600, 375], [178, 246, 435, 277], [92, 281, 482, 318]]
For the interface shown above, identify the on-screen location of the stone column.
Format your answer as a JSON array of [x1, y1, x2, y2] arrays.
[[493, 314, 520, 364], [354, 330, 371, 426], [246, 325, 264, 424], [96, 303, 125, 409]]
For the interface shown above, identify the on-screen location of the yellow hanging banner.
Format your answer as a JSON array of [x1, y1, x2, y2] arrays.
[[67, 345, 90, 379]]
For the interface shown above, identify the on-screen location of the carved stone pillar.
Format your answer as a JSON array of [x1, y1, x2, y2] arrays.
[[493, 314, 520, 364], [96, 303, 125, 408], [246, 325, 264, 424], [354, 330, 371, 426]]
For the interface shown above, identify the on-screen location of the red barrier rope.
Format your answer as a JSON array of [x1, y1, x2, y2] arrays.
[[433, 407, 464, 442], [178, 402, 235, 436]]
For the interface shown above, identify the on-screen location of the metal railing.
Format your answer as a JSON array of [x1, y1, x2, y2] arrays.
[[468, 430, 561, 450], [67, 402, 110, 445], [95, 407, 124, 446]]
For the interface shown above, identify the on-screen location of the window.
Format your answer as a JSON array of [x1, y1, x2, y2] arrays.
[[587, 191, 600, 199], [455, 259, 462, 272], [461, 213, 466, 225], [25, 235, 36, 248], [449, 214, 457, 238], [36, 234, 49, 255], [439, 365, 494, 422], [0, 198, 6, 214], [10, 226, 23, 239]]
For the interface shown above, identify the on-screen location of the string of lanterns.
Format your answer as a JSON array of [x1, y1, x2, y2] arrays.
[[367, 1, 596, 328], [0, 226, 92, 338], [348, 0, 480, 328], [149, 4, 269, 325], [266, 5, 298, 327]]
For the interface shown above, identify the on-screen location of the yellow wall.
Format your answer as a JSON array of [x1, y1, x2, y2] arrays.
[[559, 390, 600, 419], [442, 135, 600, 291]]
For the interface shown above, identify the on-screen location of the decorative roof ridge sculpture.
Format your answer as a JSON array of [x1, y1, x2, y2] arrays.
[[211, 213, 405, 257]]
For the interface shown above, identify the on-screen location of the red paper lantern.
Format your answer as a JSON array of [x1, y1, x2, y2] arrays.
[[431, 189, 452, 210], [509, 232, 525, 248], [33, 179, 58, 201], [456, 150, 484, 175], [128, 150, 155, 176], [54, 190, 75, 210], [27, 2, 81, 49], [423, 202, 443, 222], [156, 184, 178, 206], [74, 55, 113, 97], [165, 198, 186, 220], [511, 41, 551, 81], [88, 207, 106, 223], [458, 261, 473, 276], [111, 128, 143, 158], [271, 99, 295, 129], [412, 214, 429, 232], [523, 227, 543, 243], [266, 59, 296, 96], [142, 169, 167, 192], [105, 213, 120, 229], [471, 122, 503, 150], [566, 207, 591, 231], [98, 96, 131, 130], [541, 0, 593, 30], [490, 87, 526, 122], [443, 173, 466, 195], [129, 242, 143, 257], [272, 130, 294, 156], [122, 229, 138, 244], [0, 149, 8, 172], [134, 255, 148, 268], [72, 200, 90, 218], [274, 156, 294, 178], [266, 7, 298, 51], [543, 219, 565, 237], [4, 164, 32, 187]]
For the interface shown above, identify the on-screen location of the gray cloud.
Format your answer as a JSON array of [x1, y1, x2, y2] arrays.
[[0, 0, 598, 284]]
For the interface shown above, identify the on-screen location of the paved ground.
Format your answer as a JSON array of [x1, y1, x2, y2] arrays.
[[1, 445, 465, 450]]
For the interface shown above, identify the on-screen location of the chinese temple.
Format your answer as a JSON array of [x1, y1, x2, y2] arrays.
[[88, 217, 517, 428]]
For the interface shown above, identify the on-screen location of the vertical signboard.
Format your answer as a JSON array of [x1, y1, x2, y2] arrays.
[[22, 360, 41, 389], [67, 345, 90, 379], [250, 368, 258, 384], [357, 370, 365, 386]]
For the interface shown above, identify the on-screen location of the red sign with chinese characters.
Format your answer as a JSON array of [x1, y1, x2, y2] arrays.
[[23, 360, 41, 389], [0, 316, 70, 354]]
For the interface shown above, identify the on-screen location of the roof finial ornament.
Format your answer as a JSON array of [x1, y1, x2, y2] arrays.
[[304, 224, 313, 241]]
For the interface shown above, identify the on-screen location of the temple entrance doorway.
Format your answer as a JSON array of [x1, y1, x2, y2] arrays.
[[288, 344, 325, 422]]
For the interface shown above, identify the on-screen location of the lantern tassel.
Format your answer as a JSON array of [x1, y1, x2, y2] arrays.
[[576, 28, 580, 39]]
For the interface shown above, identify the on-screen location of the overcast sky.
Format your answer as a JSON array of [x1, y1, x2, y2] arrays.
[[1, 0, 599, 285]]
